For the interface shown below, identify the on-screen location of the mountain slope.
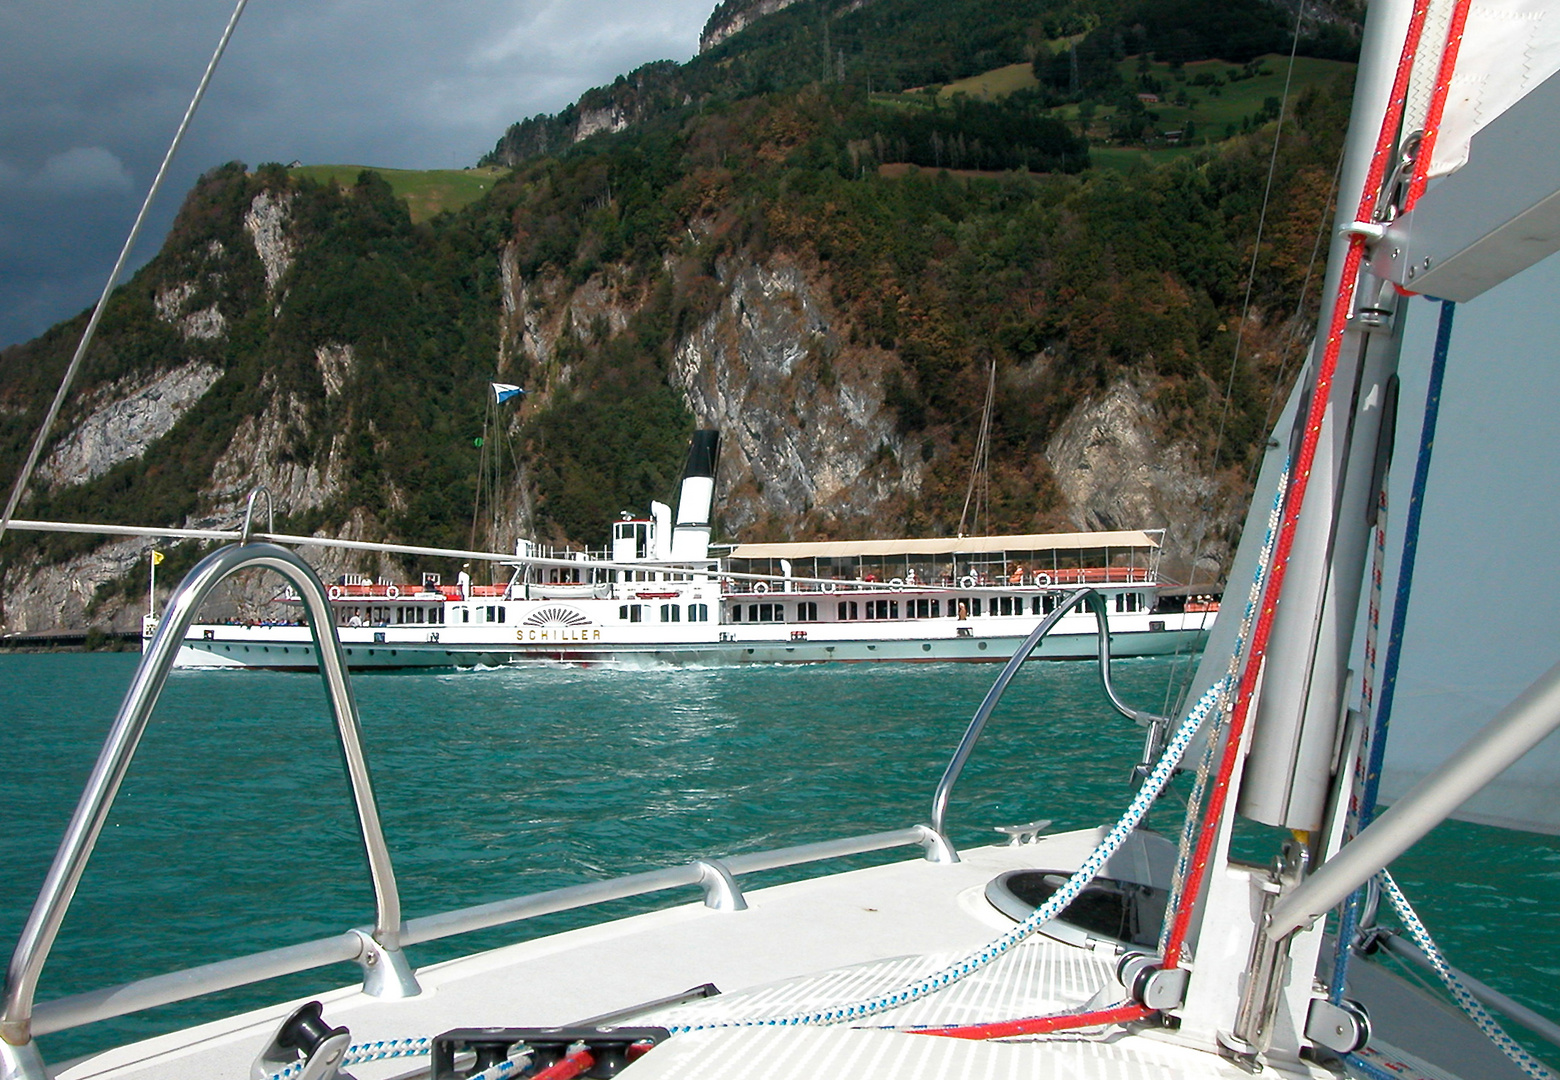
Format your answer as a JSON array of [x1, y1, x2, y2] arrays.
[[0, 0, 1357, 633]]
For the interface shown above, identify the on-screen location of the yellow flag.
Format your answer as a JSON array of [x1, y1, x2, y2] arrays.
[[152, 550, 165, 565]]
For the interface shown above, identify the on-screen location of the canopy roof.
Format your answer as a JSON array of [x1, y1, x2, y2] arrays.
[[727, 529, 1161, 561]]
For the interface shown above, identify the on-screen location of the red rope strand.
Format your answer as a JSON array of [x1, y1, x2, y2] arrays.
[[1159, 0, 1435, 971], [915, 1003, 1152, 1040], [1404, 0, 1473, 210]]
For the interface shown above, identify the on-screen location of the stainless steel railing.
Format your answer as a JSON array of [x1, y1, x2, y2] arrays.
[[0, 539, 956, 1068], [1, 541, 416, 1059], [25, 826, 950, 1040], [929, 588, 1168, 841]]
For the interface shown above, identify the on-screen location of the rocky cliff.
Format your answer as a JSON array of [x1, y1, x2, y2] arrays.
[[1, 0, 1348, 634]]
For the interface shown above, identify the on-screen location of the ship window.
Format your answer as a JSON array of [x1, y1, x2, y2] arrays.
[[731, 605, 743, 622], [619, 604, 643, 623], [661, 604, 680, 622], [797, 601, 818, 622], [890, 600, 899, 619], [838, 601, 858, 621], [1032, 597, 1043, 615], [972, 598, 983, 617], [932, 599, 940, 617], [1042, 595, 1055, 614], [459, 607, 470, 623], [689, 603, 709, 622]]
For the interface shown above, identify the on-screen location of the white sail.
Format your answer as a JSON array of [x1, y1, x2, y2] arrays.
[[1423, 0, 1560, 179], [1374, 258, 1560, 834]]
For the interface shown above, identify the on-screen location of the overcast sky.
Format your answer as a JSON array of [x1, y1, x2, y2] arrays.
[[0, 0, 717, 350]]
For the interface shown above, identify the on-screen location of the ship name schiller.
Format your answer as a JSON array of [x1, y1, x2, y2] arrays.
[[516, 627, 603, 642]]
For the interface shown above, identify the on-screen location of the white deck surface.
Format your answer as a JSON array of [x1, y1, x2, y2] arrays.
[[44, 832, 1435, 1080]]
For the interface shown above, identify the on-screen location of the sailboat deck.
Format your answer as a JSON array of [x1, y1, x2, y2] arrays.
[[55, 832, 1347, 1080]]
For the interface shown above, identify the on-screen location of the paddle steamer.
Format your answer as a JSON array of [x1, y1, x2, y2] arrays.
[[166, 433, 1215, 669]]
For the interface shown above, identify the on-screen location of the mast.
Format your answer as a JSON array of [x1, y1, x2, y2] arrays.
[[1174, 0, 1560, 1061], [1171, 0, 1422, 1055]]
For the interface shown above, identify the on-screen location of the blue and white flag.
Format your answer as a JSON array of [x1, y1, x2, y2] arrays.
[[491, 382, 527, 404]]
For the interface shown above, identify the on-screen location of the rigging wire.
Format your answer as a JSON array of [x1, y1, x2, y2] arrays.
[[1365, 871, 1559, 1080], [1156, 1, 1311, 721], [0, 0, 252, 546], [956, 359, 996, 537], [1204, 0, 1309, 489], [1247, 142, 1346, 494]]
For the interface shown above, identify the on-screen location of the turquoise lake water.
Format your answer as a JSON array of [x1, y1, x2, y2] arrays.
[[2, 652, 1556, 1066]]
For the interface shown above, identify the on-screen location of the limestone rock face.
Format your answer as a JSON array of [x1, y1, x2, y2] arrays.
[[245, 190, 295, 293], [701, 0, 803, 52], [671, 256, 915, 536], [38, 362, 223, 489], [1045, 378, 1231, 580], [204, 388, 345, 518], [1, 538, 146, 633]]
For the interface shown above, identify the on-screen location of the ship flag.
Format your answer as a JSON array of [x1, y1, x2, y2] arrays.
[[491, 382, 526, 404]]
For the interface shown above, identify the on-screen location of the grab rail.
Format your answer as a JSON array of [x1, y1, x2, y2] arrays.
[[1, 542, 415, 1056], [929, 588, 1167, 842], [3, 540, 956, 1063], [25, 826, 947, 1039]]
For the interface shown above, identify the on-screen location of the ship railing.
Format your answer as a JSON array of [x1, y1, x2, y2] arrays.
[[0, 539, 955, 1074], [930, 589, 1169, 839], [721, 566, 1155, 594]]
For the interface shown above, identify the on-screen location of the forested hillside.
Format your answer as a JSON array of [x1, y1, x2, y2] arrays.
[[0, 0, 1359, 632]]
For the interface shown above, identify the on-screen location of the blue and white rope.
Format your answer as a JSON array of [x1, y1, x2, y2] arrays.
[[1372, 870, 1557, 1080], [269, 1036, 431, 1080], [668, 678, 1226, 1033], [1159, 463, 1289, 952], [270, 1035, 531, 1080]]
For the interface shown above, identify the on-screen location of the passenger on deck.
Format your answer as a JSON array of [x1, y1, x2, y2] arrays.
[[458, 564, 472, 599]]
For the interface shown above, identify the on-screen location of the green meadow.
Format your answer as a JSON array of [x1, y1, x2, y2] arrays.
[[288, 164, 509, 223]]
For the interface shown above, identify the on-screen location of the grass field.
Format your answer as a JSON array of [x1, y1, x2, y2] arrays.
[[1105, 54, 1355, 139], [939, 62, 1039, 101], [1088, 145, 1205, 172], [288, 165, 508, 223]]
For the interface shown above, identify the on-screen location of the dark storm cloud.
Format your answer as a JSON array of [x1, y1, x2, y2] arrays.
[[0, 0, 715, 349]]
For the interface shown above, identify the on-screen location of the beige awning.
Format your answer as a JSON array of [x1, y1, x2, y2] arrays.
[[727, 529, 1161, 560]]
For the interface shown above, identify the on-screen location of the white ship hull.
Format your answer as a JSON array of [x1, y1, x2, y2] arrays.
[[172, 593, 1213, 670]]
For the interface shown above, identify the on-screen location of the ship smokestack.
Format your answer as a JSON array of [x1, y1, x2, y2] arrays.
[[671, 430, 720, 561]]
